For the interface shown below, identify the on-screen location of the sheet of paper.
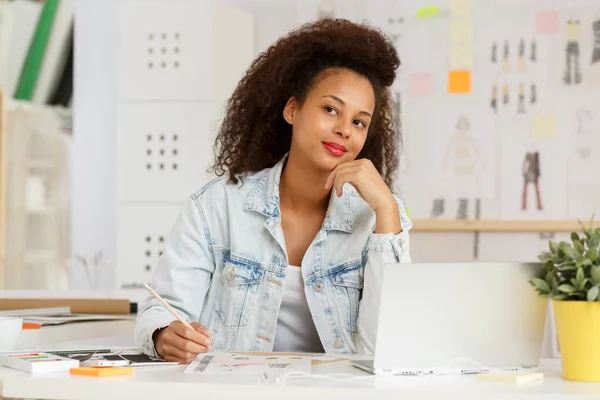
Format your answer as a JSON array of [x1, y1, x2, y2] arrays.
[[531, 114, 556, 138], [536, 11, 559, 34], [409, 72, 433, 96], [448, 70, 471, 93], [185, 353, 311, 375], [449, 44, 474, 68], [499, 128, 568, 220], [449, 20, 473, 43], [449, 0, 472, 18], [431, 109, 497, 198]]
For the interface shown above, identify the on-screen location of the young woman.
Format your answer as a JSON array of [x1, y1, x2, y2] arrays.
[[135, 18, 412, 363]]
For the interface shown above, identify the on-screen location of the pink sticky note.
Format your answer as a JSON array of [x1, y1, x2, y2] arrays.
[[409, 73, 433, 96], [536, 11, 559, 34]]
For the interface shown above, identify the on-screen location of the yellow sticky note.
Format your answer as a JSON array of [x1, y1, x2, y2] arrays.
[[449, 20, 473, 43], [448, 70, 471, 93], [449, 0, 472, 18], [417, 5, 440, 19], [449, 44, 474, 68], [531, 114, 556, 138]]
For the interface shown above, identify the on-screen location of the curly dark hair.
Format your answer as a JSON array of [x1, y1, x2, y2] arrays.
[[210, 18, 401, 187]]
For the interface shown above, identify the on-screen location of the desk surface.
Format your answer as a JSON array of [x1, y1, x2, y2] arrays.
[[1, 322, 599, 400], [2, 357, 600, 399]]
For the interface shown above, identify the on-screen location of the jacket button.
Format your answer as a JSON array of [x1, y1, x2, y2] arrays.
[[226, 269, 235, 282], [315, 282, 324, 292], [333, 338, 343, 349]]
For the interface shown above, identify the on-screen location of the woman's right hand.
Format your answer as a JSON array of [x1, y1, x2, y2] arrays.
[[153, 320, 212, 363]]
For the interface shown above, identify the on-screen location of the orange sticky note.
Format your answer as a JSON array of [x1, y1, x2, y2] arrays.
[[70, 366, 135, 377], [448, 70, 471, 93]]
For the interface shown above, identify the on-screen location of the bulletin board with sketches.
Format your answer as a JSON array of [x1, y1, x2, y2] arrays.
[[361, 0, 600, 226]]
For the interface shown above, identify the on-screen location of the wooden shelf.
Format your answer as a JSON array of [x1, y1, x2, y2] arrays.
[[411, 219, 586, 233]]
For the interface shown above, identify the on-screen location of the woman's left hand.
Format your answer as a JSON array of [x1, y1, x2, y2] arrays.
[[324, 159, 396, 212]]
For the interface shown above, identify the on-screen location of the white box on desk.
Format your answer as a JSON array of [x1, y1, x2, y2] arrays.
[[0, 352, 79, 374]]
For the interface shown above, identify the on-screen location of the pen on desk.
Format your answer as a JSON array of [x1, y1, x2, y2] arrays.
[[143, 282, 213, 352]]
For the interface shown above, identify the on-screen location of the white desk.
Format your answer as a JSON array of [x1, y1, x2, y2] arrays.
[[1, 321, 600, 400]]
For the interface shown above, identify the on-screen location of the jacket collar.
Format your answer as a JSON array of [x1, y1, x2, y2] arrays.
[[244, 154, 354, 233]]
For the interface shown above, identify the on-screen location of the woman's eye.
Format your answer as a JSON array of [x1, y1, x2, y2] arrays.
[[354, 120, 366, 128], [324, 106, 337, 115]]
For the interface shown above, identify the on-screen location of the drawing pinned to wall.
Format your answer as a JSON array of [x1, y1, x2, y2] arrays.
[[387, 16, 405, 45], [521, 152, 543, 211], [500, 128, 567, 220], [530, 39, 537, 62], [517, 38, 526, 73], [491, 41, 497, 63], [564, 20, 583, 85], [517, 83, 526, 114], [502, 83, 509, 105], [502, 40, 510, 73], [432, 111, 496, 199], [490, 85, 498, 113], [530, 84, 537, 104], [592, 18, 600, 65], [576, 107, 594, 134]]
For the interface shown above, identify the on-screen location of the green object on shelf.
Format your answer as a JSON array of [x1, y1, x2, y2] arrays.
[[14, 0, 59, 100]]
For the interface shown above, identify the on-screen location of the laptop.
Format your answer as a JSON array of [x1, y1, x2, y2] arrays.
[[351, 262, 548, 375]]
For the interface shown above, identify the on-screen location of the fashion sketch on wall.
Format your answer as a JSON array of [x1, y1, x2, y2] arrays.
[[564, 20, 582, 85], [522, 152, 543, 211]]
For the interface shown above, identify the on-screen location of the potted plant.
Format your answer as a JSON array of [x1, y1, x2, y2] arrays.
[[530, 216, 600, 382]]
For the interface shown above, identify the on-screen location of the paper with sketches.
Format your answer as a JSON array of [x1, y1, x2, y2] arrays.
[[185, 353, 311, 375], [536, 11, 559, 34], [449, 20, 473, 43], [449, 44, 474, 68], [431, 110, 497, 198], [531, 114, 556, 138], [499, 128, 567, 220], [448, 70, 471, 93], [409, 73, 433, 96], [449, 0, 472, 18]]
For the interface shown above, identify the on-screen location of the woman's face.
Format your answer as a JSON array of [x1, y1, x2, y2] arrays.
[[283, 68, 375, 173]]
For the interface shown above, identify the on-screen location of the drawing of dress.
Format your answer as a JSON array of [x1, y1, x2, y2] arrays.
[[530, 39, 536, 62], [530, 84, 537, 104], [517, 83, 526, 114], [517, 38, 526, 73], [502, 40, 510, 74], [592, 19, 600, 65], [490, 85, 498, 113], [442, 116, 485, 175], [522, 152, 543, 211], [564, 20, 582, 84], [388, 16, 404, 45]]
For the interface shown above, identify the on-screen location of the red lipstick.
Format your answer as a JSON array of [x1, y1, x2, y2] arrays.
[[322, 141, 347, 157]]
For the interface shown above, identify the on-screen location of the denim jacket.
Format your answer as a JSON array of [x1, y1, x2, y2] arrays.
[[135, 155, 412, 356]]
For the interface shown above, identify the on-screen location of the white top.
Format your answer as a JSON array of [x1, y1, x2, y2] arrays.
[[272, 265, 324, 353]]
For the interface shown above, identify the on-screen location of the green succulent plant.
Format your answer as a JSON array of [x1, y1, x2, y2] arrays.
[[530, 215, 600, 301]]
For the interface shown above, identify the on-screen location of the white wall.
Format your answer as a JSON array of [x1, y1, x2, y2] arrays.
[[72, 0, 119, 289]]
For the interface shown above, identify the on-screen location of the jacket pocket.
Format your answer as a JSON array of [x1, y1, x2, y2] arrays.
[[331, 263, 364, 333], [214, 255, 265, 328]]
